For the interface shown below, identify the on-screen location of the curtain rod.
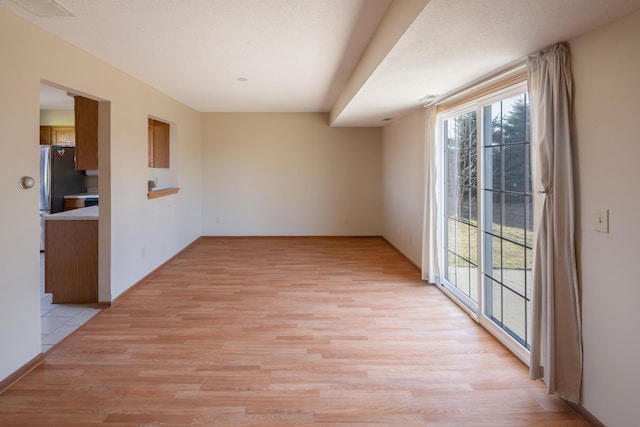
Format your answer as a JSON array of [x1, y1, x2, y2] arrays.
[[422, 60, 527, 111]]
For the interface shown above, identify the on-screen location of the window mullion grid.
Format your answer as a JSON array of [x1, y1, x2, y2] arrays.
[[498, 126, 506, 326], [476, 106, 484, 318], [524, 117, 531, 346], [467, 147, 472, 262]]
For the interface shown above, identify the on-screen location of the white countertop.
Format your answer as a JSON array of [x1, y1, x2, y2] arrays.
[[45, 206, 98, 220], [64, 193, 99, 199]]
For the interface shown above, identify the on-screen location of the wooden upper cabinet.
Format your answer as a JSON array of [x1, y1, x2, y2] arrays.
[[40, 126, 75, 146], [148, 119, 154, 167], [74, 96, 99, 170], [40, 126, 52, 145], [148, 118, 170, 168], [52, 127, 75, 146]]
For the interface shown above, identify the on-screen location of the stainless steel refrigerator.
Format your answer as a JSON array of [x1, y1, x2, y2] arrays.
[[39, 146, 86, 250]]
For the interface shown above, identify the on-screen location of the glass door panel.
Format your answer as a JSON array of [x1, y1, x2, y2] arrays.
[[443, 111, 478, 310], [481, 93, 533, 349]]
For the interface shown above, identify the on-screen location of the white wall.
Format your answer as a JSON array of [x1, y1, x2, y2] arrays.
[[40, 109, 74, 126], [202, 113, 382, 236], [0, 8, 202, 382], [381, 108, 426, 266], [570, 9, 640, 427]]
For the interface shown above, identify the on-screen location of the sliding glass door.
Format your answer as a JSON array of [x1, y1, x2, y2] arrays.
[[440, 83, 533, 354]]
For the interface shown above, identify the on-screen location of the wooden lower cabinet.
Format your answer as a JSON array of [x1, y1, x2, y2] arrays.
[[44, 219, 98, 303]]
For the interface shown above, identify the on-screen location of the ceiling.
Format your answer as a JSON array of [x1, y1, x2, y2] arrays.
[[4, 0, 640, 126], [39, 83, 73, 110]]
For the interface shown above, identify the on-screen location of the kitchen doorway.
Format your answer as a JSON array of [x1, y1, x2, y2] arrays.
[[38, 81, 111, 352]]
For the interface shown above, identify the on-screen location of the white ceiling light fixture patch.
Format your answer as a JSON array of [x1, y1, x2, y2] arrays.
[[11, 0, 74, 17]]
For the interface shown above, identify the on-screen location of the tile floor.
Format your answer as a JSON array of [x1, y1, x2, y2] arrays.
[[40, 253, 102, 352]]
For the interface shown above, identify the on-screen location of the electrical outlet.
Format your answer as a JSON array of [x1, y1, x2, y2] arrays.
[[594, 209, 609, 233], [216, 216, 221, 224]]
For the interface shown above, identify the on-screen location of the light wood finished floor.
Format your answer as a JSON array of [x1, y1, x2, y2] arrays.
[[0, 237, 587, 426]]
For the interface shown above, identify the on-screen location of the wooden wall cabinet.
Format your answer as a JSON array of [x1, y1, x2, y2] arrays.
[[52, 127, 75, 145], [40, 126, 52, 145], [148, 118, 170, 168], [148, 120, 154, 167], [74, 96, 99, 170], [40, 126, 76, 146]]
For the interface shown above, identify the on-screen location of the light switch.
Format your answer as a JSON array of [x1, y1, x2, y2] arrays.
[[594, 209, 609, 233]]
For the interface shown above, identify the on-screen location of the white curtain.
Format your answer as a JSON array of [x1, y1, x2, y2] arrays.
[[527, 43, 582, 403], [421, 106, 439, 283]]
